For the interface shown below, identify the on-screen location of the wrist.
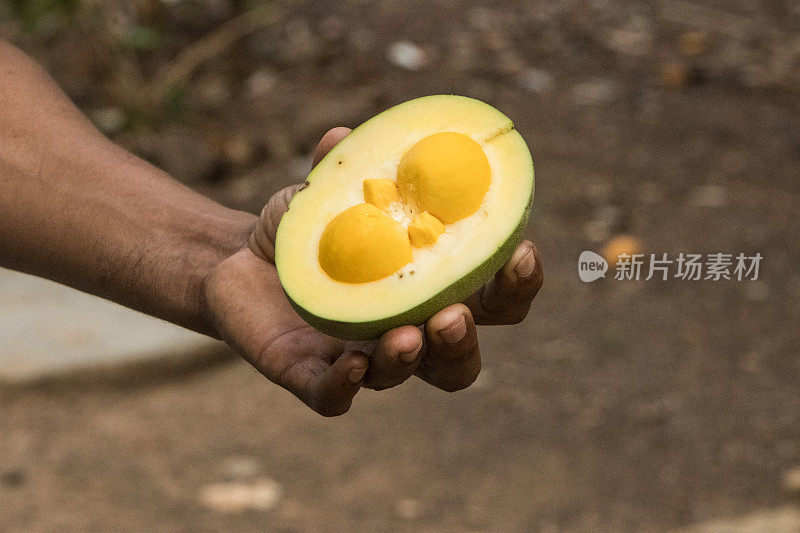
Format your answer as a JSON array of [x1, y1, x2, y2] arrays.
[[187, 208, 257, 337]]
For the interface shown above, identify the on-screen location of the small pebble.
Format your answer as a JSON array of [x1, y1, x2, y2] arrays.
[[200, 479, 282, 513], [516, 68, 554, 93], [606, 29, 651, 56], [572, 79, 617, 105], [387, 41, 428, 71], [247, 69, 278, 98], [91, 107, 125, 134], [602, 235, 642, 265]]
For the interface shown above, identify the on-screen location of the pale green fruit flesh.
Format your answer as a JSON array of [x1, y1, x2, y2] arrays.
[[275, 95, 535, 340]]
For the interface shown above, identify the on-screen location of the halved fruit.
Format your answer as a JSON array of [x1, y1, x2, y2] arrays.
[[275, 95, 534, 340]]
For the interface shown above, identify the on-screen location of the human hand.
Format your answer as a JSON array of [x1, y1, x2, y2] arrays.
[[201, 128, 543, 416]]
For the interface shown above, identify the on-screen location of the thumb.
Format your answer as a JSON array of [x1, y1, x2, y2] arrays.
[[248, 127, 352, 263], [312, 126, 351, 166], [248, 183, 302, 263]]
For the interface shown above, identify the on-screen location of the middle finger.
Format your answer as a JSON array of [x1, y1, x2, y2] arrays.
[[361, 325, 423, 390]]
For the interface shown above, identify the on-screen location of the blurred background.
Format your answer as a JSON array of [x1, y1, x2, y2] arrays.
[[1, 0, 800, 530]]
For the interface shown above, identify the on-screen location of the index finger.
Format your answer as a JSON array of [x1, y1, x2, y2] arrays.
[[415, 304, 481, 392]]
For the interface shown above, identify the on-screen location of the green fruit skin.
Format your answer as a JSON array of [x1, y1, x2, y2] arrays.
[[286, 176, 534, 341]]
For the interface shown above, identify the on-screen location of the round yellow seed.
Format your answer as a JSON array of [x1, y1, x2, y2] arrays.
[[397, 132, 491, 223], [318, 203, 412, 283]]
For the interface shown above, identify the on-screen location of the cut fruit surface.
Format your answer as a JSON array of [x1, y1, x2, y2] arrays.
[[275, 95, 534, 340]]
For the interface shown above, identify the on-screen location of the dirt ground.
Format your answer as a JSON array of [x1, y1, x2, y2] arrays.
[[2, 0, 800, 530]]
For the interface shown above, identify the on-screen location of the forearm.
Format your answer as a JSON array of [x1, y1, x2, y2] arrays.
[[0, 40, 256, 335]]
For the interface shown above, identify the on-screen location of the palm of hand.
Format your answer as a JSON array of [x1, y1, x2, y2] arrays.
[[203, 247, 362, 415]]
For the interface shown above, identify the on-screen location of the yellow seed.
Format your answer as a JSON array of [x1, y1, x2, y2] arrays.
[[319, 203, 412, 283], [397, 132, 491, 223], [407, 211, 444, 248], [602, 234, 642, 265], [363, 178, 401, 211]]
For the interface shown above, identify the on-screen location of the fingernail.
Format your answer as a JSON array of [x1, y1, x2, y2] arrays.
[[439, 316, 467, 344], [515, 247, 536, 279], [399, 341, 422, 363], [348, 365, 367, 384]]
